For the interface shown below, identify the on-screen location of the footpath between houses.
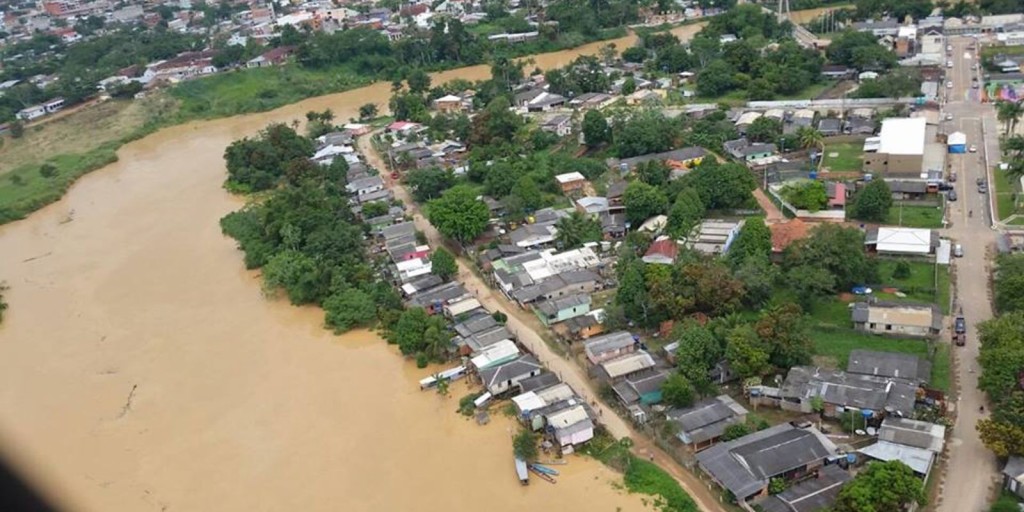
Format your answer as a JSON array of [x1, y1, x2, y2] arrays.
[[357, 131, 729, 512]]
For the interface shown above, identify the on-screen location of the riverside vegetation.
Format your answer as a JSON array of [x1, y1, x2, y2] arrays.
[[0, 0, 643, 224]]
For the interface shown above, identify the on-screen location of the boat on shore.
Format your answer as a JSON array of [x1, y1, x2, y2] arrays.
[[538, 459, 568, 466], [528, 465, 557, 484], [529, 463, 560, 476], [515, 458, 529, 485], [418, 366, 466, 390]]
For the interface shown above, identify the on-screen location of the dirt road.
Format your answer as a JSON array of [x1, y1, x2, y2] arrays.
[[358, 134, 728, 512]]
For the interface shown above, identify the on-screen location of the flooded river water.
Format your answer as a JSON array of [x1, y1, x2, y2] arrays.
[[0, 14, 832, 510]]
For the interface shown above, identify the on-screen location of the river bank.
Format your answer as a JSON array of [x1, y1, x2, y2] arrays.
[[0, 109, 651, 511], [0, 21, 708, 225]]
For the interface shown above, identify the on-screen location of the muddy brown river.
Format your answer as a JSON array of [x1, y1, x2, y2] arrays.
[[0, 15, 834, 509]]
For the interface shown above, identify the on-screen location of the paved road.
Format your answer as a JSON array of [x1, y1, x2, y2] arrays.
[[357, 134, 729, 512], [934, 36, 1001, 512]]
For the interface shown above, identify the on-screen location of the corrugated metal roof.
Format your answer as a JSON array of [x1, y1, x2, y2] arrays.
[[601, 351, 655, 379], [859, 441, 935, 475], [546, 404, 590, 427]]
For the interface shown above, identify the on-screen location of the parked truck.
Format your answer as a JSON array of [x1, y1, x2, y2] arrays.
[[954, 311, 966, 346]]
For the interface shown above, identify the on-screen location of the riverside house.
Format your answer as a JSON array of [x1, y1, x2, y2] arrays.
[[479, 355, 544, 395]]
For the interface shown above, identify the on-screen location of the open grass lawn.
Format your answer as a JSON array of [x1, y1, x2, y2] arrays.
[[0, 96, 176, 176], [875, 259, 951, 314], [885, 204, 944, 229], [700, 82, 833, 108], [993, 167, 1022, 221], [821, 141, 864, 172]]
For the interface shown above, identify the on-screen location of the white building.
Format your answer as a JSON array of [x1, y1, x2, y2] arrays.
[[866, 227, 938, 256]]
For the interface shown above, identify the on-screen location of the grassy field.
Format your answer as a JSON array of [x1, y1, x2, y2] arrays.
[[993, 166, 1022, 221], [803, 260, 952, 391], [0, 96, 177, 176], [886, 204, 944, 228], [821, 141, 864, 172], [875, 259, 951, 314], [170, 65, 375, 121]]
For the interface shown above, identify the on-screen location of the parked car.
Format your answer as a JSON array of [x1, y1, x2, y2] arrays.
[[947, 81, 954, 89], [938, 182, 954, 191], [945, 113, 954, 121], [950, 171, 957, 182], [947, 61, 954, 68], [954, 244, 964, 257], [955, 316, 966, 334], [969, 145, 978, 153], [948, 190, 958, 201], [972, 82, 980, 89], [979, 182, 988, 193]]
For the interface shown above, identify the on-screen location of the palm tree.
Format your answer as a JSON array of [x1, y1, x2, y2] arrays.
[[997, 100, 1024, 135], [796, 126, 824, 151]]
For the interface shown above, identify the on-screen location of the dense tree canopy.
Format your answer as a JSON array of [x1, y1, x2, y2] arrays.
[[683, 160, 757, 210], [428, 185, 490, 243], [784, 224, 876, 291], [223, 124, 315, 192], [849, 180, 893, 222], [833, 461, 925, 512]]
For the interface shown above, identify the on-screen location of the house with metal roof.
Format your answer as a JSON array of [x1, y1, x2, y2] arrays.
[[696, 423, 838, 502], [847, 349, 931, 384], [758, 464, 852, 512], [535, 294, 591, 326], [406, 282, 469, 315], [470, 339, 521, 370], [666, 395, 749, 451], [1002, 456, 1024, 499], [597, 351, 657, 382], [516, 372, 561, 394], [583, 331, 637, 366], [612, 369, 669, 406], [851, 301, 942, 338], [458, 325, 514, 354], [547, 404, 595, 448], [779, 366, 918, 418], [865, 227, 938, 256], [479, 355, 544, 395]]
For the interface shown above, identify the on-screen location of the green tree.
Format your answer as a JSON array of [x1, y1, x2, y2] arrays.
[[683, 160, 756, 210], [756, 303, 814, 368], [636, 160, 672, 187], [405, 167, 455, 201], [893, 260, 912, 280], [850, 179, 893, 222], [735, 254, 777, 308], [616, 258, 650, 325], [727, 217, 771, 267], [406, 69, 432, 94], [510, 175, 543, 212], [788, 265, 836, 310], [796, 126, 823, 151], [990, 495, 1022, 512], [358, 103, 378, 120], [666, 188, 705, 238], [995, 254, 1024, 314], [833, 461, 925, 512], [784, 223, 875, 290], [428, 185, 490, 243], [725, 325, 772, 378], [9, 121, 24, 138], [223, 123, 315, 192], [262, 250, 321, 304], [979, 418, 1024, 457], [621, 76, 637, 95], [430, 248, 458, 281], [582, 109, 612, 147], [390, 308, 431, 355], [513, 429, 538, 461], [781, 181, 828, 212], [38, 164, 58, 179], [696, 59, 737, 97], [323, 289, 377, 333], [623, 180, 668, 226], [721, 423, 752, 441], [662, 372, 696, 408], [746, 117, 782, 144], [997, 101, 1024, 135], [614, 109, 678, 158], [555, 211, 603, 249], [361, 201, 389, 218]]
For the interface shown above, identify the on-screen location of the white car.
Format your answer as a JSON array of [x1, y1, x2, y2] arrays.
[[969, 145, 978, 153], [947, 81, 954, 88], [945, 113, 953, 121], [954, 244, 964, 258], [947, 61, 954, 68], [947, 44, 953, 51]]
